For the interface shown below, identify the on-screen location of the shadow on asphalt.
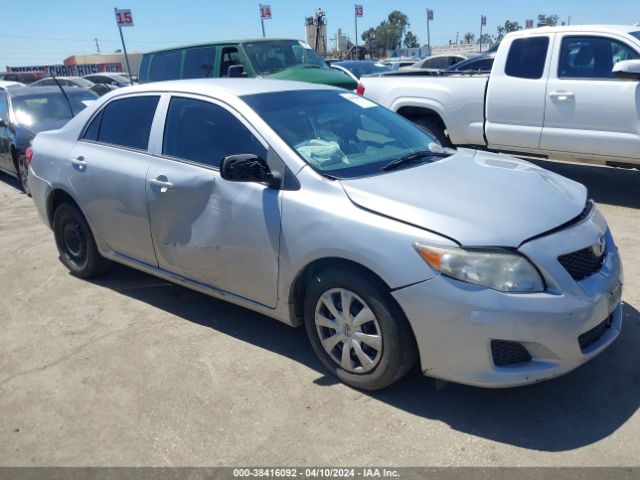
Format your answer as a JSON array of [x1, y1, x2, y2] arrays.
[[91, 263, 640, 453], [528, 159, 640, 209]]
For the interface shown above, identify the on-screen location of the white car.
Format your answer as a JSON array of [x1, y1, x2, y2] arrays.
[[359, 25, 640, 166], [0, 80, 25, 91]]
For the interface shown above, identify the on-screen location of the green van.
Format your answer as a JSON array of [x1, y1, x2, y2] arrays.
[[139, 38, 357, 89]]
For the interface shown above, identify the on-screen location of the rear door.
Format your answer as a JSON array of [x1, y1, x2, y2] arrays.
[[485, 34, 553, 150], [0, 92, 12, 172], [67, 93, 161, 266], [146, 94, 281, 307], [540, 33, 640, 161]]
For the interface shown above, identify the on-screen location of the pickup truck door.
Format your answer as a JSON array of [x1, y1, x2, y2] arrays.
[[540, 33, 640, 161], [485, 34, 553, 150]]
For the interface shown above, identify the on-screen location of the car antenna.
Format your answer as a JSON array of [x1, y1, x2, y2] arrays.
[[50, 72, 75, 117]]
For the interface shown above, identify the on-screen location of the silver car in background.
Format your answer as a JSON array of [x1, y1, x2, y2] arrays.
[[28, 79, 623, 390]]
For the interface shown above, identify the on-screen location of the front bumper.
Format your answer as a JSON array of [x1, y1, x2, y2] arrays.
[[392, 208, 623, 388]]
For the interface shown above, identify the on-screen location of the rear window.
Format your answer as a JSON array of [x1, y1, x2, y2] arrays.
[[182, 46, 217, 79], [85, 96, 160, 150], [149, 50, 182, 82], [139, 55, 151, 82], [505, 37, 549, 79]]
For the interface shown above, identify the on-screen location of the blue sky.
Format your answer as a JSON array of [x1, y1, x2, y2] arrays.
[[1, 0, 639, 68]]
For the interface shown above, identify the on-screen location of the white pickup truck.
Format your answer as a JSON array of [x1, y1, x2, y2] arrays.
[[359, 25, 640, 166]]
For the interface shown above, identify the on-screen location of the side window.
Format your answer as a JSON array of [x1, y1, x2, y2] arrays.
[[149, 50, 183, 81], [138, 54, 151, 82], [183, 47, 217, 79], [162, 97, 266, 167], [0, 93, 8, 121], [93, 96, 160, 150], [505, 37, 550, 79], [559, 36, 640, 79], [219, 47, 245, 77], [82, 110, 103, 141]]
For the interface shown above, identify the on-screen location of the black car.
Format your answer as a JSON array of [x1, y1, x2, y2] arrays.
[[0, 86, 98, 193], [83, 73, 132, 88]]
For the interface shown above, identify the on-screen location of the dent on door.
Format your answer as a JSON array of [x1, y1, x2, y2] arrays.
[[147, 162, 281, 308]]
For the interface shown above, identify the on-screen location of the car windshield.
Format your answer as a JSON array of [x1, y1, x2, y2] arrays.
[[12, 91, 97, 126], [339, 62, 391, 78], [630, 31, 640, 42], [243, 40, 329, 74], [243, 90, 439, 179]]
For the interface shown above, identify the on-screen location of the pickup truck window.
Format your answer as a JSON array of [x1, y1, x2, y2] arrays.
[[559, 36, 640, 79], [505, 37, 549, 79]]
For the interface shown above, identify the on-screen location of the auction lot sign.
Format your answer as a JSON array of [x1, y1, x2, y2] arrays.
[[6, 63, 123, 76]]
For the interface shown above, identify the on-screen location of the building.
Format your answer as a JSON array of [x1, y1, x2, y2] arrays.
[[305, 9, 328, 56], [335, 29, 350, 53], [64, 52, 143, 75]]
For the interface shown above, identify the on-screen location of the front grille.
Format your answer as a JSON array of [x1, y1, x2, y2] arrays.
[[558, 246, 605, 281], [578, 316, 612, 352], [491, 340, 532, 367]]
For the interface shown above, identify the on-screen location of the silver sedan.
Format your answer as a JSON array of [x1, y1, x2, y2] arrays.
[[27, 79, 623, 390]]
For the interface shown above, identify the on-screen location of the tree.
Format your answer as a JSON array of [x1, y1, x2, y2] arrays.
[[537, 14, 559, 27], [477, 33, 492, 48], [361, 10, 411, 57], [387, 10, 410, 48], [463, 32, 475, 44], [404, 31, 419, 48], [495, 20, 522, 42]]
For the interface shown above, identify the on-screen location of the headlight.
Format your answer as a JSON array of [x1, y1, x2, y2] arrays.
[[413, 242, 544, 293]]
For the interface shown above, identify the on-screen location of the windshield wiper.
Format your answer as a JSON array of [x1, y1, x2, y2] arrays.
[[382, 150, 450, 171]]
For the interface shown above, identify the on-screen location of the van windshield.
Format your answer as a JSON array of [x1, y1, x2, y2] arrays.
[[243, 40, 329, 74]]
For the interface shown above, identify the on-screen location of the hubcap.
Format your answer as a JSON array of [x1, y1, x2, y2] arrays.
[[61, 217, 86, 265], [314, 288, 383, 373]]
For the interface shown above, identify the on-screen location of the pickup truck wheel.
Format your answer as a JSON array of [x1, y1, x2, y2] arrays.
[[53, 202, 111, 278], [304, 268, 417, 390], [414, 118, 452, 147]]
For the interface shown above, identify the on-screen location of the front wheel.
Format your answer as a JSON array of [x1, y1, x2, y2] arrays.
[[53, 202, 111, 278], [304, 268, 417, 390]]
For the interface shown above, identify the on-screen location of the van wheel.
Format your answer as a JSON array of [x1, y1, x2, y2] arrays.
[[53, 202, 111, 278], [304, 267, 417, 390], [414, 117, 452, 147]]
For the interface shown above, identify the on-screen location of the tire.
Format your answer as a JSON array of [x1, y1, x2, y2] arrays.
[[414, 117, 452, 148], [15, 155, 30, 196], [303, 267, 418, 390], [53, 202, 111, 278]]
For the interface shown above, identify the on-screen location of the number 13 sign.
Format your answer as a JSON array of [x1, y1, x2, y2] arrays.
[[115, 9, 134, 27]]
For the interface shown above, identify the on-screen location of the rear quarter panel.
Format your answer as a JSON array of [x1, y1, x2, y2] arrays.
[[361, 75, 488, 145]]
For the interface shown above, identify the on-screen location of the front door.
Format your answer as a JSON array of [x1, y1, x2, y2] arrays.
[[68, 94, 161, 266], [146, 95, 281, 308], [540, 34, 640, 161]]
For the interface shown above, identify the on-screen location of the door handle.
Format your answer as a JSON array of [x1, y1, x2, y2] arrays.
[[549, 91, 575, 101], [148, 177, 174, 191], [70, 156, 87, 169]]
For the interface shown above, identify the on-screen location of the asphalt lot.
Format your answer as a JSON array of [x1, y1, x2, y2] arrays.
[[0, 160, 639, 467]]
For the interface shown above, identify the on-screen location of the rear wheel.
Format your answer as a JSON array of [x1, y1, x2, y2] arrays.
[[304, 267, 417, 390], [414, 117, 452, 148], [53, 202, 111, 278]]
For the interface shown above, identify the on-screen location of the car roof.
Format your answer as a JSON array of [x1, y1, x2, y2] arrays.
[[106, 78, 337, 97], [334, 61, 380, 66], [509, 24, 640, 37], [146, 38, 304, 55], [7, 86, 95, 97], [0, 80, 24, 89]]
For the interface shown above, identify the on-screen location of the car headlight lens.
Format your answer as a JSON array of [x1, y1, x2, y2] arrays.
[[414, 242, 544, 293]]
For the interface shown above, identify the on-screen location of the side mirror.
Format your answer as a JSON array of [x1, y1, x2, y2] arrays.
[[613, 59, 640, 79], [0, 118, 6, 128], [228, 64, 247, 78], [220, 154, 279, 188]]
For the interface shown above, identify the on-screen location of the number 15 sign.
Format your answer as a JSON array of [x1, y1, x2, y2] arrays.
[[115, 9, 134, 27]]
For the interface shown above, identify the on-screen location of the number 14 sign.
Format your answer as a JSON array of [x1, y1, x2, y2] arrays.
[[115, 9, 134, 27]]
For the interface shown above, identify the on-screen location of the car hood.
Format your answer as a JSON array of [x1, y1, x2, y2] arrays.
[[340, 150, 587, 247], [265, 66, 358, 89]]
